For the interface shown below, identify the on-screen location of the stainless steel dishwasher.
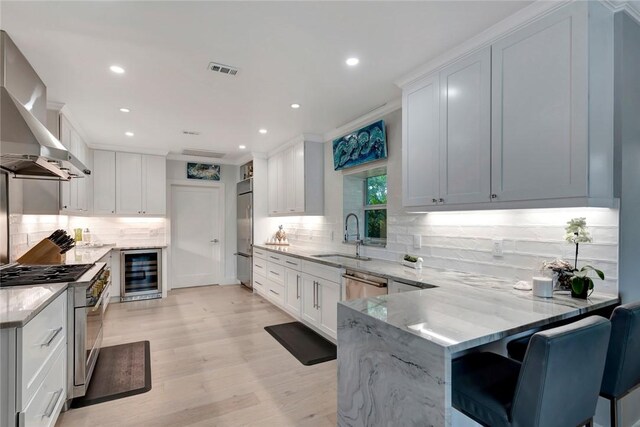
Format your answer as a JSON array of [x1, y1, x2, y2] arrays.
[[343, 269, 388, 300]]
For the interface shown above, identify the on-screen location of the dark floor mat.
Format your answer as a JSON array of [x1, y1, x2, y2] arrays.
[[264, 322, 336, 366], [71, 341, 151, 408]]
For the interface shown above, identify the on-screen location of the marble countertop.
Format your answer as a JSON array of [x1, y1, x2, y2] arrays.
[[0, 283, 67, 328], [64, 244, 166, 265], [254, 244, 619, 353]]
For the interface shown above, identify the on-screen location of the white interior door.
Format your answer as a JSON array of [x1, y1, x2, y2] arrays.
[[171, 185, 223, 288]]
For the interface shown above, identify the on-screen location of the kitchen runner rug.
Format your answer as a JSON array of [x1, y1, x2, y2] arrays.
[[71, 340, 152, 408], [264, 321, 336, 366]]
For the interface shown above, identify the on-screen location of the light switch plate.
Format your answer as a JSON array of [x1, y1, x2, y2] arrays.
[[413, 235, 421, 249], [492, 239, 504, 257]]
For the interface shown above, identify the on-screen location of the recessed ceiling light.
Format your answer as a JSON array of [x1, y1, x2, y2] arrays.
[[110, 65, 125, 74], [290, 103, 301, 109], [258, 129, 267, 134], [125, 131, 134, 137], [346, 57, 359, 66], [119, 108, 130, 113], [239, 145, 246, 150]]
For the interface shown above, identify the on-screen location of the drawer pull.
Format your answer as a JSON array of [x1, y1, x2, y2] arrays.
[[269, 271, 280, 276], [43, 388, 63, 418], [269, 256, 280, 260], [41, 327, 63, 347], [255, 280, 264, 287], [269, 289, 280, 296], [285, 260, 297, 265], [254, 264, 263, 269]]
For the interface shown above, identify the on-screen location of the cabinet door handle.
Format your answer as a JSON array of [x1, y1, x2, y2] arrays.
[[254, 264, 263, 269], [269, 270, 280, 276], [269, 256, 280, 260], [41, 327, 63, 347], [438, 198, 445, 203], [43, 388, 63, 418], [255, 280, 263, 287], [491, 194, 497, 199], [285, 260, 297, 266], [432, 198, 437, 203], [312, 281, 317, 308], [269, 289, 280, 296], [296, 275, 300, 299]]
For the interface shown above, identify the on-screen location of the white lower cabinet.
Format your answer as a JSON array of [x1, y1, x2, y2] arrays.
[[1, 291, 67, 427], [284, 268, 301, 316], [252, 249, 342, 340], [300, 272, 341, 339]]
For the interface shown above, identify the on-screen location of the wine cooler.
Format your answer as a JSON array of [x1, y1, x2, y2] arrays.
[[120, 249, 162, 301]]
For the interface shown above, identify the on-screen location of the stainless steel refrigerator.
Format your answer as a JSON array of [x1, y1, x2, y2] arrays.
[[236, 179, 253, 289]]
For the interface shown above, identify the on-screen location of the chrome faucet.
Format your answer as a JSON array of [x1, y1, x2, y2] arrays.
[[344, 213, 363, 257]]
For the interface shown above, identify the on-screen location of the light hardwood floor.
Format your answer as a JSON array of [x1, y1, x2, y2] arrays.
[[56, 285, 337, 427]]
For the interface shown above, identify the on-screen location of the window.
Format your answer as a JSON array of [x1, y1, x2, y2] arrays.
[[364, 175, 387, 242]]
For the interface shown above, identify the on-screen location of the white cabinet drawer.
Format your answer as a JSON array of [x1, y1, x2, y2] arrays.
[[266, 252, 285, 265], [20, 346, 66, 427], [253, 257, 267, 275], [20, 292, 66, 406], [281, 255, 301, 270], [253, 275, 268, 295], [267, 262, 285, 285], [267, 281, 285, 305], [253, 248, 266, 259], [302, 261, 342, 284]]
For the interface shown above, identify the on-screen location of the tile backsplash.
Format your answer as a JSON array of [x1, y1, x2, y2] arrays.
[[9, 214, 167, 261], [267, 207, 619, 295]]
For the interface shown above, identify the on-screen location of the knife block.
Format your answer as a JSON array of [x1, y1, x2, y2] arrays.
[[17, 239, 66, 265]]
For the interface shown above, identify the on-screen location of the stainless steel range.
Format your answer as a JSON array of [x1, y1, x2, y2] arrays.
[[0, 262, 110, 403], [66, 263, 110, 401]]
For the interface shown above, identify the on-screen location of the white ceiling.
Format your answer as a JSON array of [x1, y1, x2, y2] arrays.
[[0, 1, 532, 161]]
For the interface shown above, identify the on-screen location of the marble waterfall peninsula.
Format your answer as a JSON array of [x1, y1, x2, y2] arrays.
[[337, 276, 618, 426]]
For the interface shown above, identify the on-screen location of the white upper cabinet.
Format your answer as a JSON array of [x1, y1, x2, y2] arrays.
[[439, 47, 491, 205], [114, 152, 165, 216], [93, 151, 116, 214], [115, 152, 143, 215], [402, 73, 440, 207], [268, 138, 324, 216], [491, 5, 587, 202], [401, 2, 616, 211], [59, 113, 90, 214], [141, 155, 166, 215]]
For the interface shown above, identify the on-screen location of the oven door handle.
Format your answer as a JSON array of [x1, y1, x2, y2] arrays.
[[89, 291, 105, 311]]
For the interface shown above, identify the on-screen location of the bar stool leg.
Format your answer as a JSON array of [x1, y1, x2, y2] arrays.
[[585, 418, 593, 427], [610, 398, 619, 427]]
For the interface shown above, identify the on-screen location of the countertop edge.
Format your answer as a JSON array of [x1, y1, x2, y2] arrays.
[[0, 284, 68, 329]]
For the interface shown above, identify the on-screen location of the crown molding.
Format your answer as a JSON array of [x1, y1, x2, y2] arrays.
[[602, 0, 640, 22], [91, 143, 169, 156], [267, 133, 324, 157], [46, 101, 65, 111], [165, 153, 241, 165], [323, 97, 401, 142], [56, 104, 95, 147], [395, 0, 572, 88]]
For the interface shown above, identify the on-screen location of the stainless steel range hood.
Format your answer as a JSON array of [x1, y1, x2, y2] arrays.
[[0, 31, 90, 180]]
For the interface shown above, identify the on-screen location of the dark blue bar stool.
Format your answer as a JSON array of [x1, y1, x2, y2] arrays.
[[507, 302, 640, 427], [453, 316, 611, 427]]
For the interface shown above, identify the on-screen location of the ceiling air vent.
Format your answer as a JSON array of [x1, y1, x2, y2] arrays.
[[207, 61, 239, 76], [182, 149, 226, 159]]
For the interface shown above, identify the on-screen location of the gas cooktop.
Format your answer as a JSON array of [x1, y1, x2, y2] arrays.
[[0, 264, 95, 287]]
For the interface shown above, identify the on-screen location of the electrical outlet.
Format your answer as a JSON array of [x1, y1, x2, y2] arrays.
[[492, 239, 504, 257], [413, 235, 421, 249]]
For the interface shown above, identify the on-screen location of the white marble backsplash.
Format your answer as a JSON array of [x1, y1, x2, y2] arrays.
[[267, 207, 619, 295], [9, 214, 167, 262]]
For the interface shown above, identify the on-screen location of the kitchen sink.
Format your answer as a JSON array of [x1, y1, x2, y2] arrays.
[[312, 254, 372, 261]]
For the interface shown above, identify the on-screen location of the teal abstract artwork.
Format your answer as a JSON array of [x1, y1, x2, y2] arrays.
[[332, 120, 387, 170]]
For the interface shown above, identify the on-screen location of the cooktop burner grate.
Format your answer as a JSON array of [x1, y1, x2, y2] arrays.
[[0, 264, 95, 287]]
